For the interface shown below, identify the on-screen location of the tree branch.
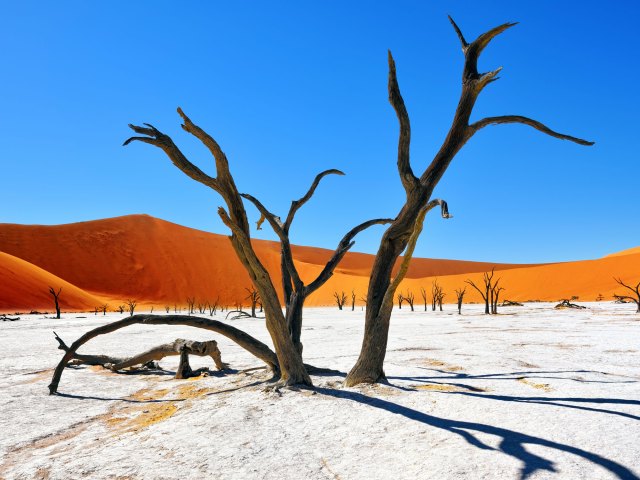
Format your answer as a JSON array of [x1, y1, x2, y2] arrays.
[[388, 51, 419, 194], [469, 115, 594, 146], [240, 193, 302, 289], [124, 123, 219, 190], [284, 169, 344, 231], [306, 217, 394, 294]]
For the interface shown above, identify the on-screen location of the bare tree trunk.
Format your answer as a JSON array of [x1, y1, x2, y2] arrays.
[[48, 286, 61, 319], [48, 314, 277, 394], [125, 110, 311, 387], [345, 18, 592, 386]]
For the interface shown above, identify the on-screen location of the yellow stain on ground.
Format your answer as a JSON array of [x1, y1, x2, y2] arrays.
[[517, 377, 552, 392], [103, 382, 211, 435]]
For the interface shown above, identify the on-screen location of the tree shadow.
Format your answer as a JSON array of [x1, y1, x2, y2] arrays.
[[434, 391, 640, 422], [390, 367, 638, 385], [316, 387, 639, 480]]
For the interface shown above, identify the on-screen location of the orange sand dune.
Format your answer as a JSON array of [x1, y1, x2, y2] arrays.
[[0, 252, 105, 312], [0, 214, 638, 310], [604, 246, 640, 258]]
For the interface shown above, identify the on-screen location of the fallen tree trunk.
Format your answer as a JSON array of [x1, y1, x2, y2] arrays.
[[48, 314, 278, 394], [54, 333, 227, 371], [554, 300, 587, 310]]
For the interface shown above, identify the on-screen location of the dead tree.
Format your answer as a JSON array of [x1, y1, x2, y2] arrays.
[[431, 279, 442, 311], [334, 291, 347, 310], [491, 282, 505, 314], [245, 287, 260, 318], [345, 18, 592, 386], [125, 299, 137, 317], [101, 304, 108, 316], [48, 286, 62, 319], [420, 287, 428, 311], [48, 315, 278, 394], [186, 297, 195, 315], [465, 268, 497, 315], [54, 332, 228, 373], [208, 298, 219, 316], [93, 306, 99, 316], [405, 291, 415, 311], [241, 171, 392, 355], [455, 287, 466, 314], [197, 301, 207, 314], [351, 290, 356, 311], [436, 290, 446, 311], [555, 299, 587, 310], [397, 292, 405, 310], [613, 277, 640, 313], [165, 305, 171, 313], [128, 104, 383, 384], [116, 305, 125, 315]]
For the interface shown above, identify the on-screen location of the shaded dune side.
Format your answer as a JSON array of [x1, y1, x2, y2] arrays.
[[0, 252, 105, 312]]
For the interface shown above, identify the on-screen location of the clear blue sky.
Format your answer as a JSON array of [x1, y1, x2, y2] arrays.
[[1, 1, 638, 263]]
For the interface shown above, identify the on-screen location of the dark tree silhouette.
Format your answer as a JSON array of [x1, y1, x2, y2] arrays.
[[125, 299, 137, 317], [346, 17, 592, 386], [186, 297, 195, 315], [334, 291, 347, 311], [420, 287, 428, 311], [613, 277, 640, 313], [48, 286, 62, 319], [405, 291, 415, 311], [431, 279, 442, 311], [245, 287, 260, 318], [466, 269, 498, 315], [351, 290, 356, 312], [397, 292, 405, 310], [455, 287, 466, 314]]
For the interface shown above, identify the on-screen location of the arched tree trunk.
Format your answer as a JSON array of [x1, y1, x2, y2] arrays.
[[345, 18, 593, 387], [48, 314, 278, 394]]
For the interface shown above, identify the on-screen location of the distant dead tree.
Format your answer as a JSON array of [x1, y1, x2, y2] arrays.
[[420, 287, 428, 311], [613, 277, 640, 313], [351, 290, 356, 311], [48, 286, 62, 319], [93, 306, 99, 316], [595, 293, 604, 302], [490, 280, 505, 314], [125, 299, 137, 317], [405, 291, 415, 311], [465, 268, 499, 315], [431, 279, 442, 311], [436, 289, 446, 311], [334, 291, 347, 310], [116, 305, 125, 315], [455, 287, 466, 314], [397, 292, 405, 310], [502, 299, 523, 307], [101, 304, 108, 316], [208, 298, 219, 316], [245, 287, 260, 318], [197, 301, 207, 315], [186, 297, 195, 315], [555, 299, 587, 310], [165, 305, 171, 313], [346, 17, 592, 387]]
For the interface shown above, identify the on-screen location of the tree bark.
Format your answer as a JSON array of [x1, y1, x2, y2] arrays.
[[345, 18, 592, 386], [125, 110, 311, 386], [48, 314, 277, 394]]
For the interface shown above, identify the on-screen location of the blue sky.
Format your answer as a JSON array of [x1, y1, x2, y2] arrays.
[[1, 1, 638, 263]]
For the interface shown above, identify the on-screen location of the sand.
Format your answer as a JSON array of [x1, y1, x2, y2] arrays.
[[1, 214, 639, 312], [1, 304, 638, 479]]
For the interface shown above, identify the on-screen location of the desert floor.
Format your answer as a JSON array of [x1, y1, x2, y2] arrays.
[[1, 303, 638, 479]]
